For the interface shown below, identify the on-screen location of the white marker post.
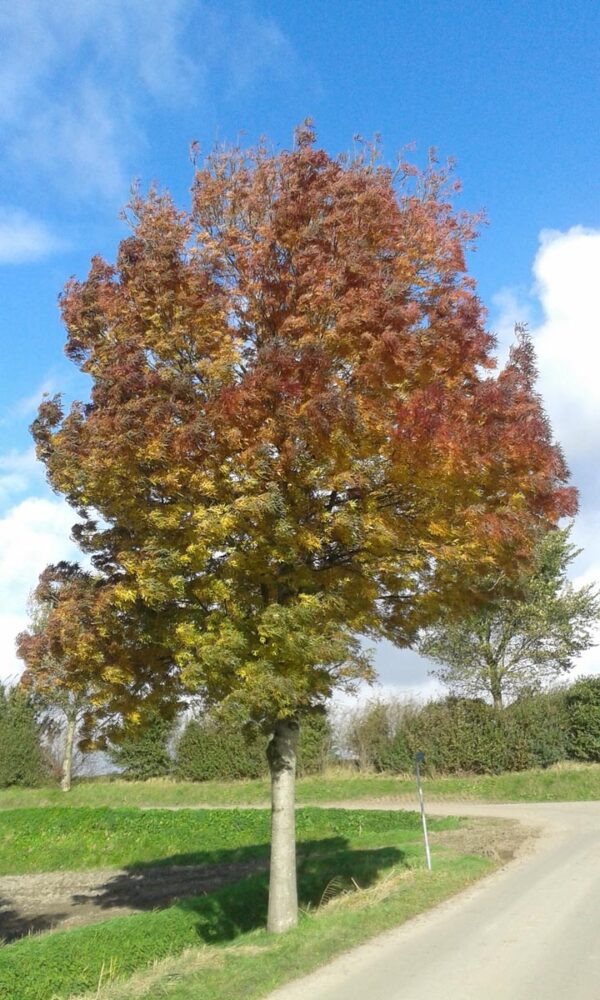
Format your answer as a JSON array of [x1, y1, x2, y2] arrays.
[[414, 751, 432, 871]]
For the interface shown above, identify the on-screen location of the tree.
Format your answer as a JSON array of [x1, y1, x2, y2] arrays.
[[418, 527, 599, 708], [107, 708, 175, 779], [17, 562, 182, 790], [0, 683, 46, 787], [17, 563, 95, 790], [31, 124, 575, 930]]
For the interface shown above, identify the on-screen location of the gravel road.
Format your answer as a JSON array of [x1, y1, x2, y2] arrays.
[[267, 800, 600, 1000]]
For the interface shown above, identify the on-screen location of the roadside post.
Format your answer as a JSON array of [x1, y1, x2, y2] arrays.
[[414, 751, 432, 871]]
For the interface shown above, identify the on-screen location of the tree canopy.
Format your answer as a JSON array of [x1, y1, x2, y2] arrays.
[[418, 527, 599, 708], [17, 562, 181, 750], [30, 124, 576, 928]]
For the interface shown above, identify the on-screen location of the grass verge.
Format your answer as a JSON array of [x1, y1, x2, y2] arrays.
[[1, 762, 600, 812], [0, 807, 458, 876], [0, 818, 502, 1000], [69, 856, 492, 1000]]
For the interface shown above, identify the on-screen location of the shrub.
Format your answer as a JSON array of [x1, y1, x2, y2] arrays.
[[174, 713, 266, 782], [565, 676, 600, 761], [345, 700, 392, 772], [338, 689, 573, 776], [504, 690, 568, 769], [297, 711, 332, 776], [404, 698, 510, 774], [343, 699, 416, 773], [107, 711, 175, 780], [0, 684, 47, 787], [174, 709, 331, 782]]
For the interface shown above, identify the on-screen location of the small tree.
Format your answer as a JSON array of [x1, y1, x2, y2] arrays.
[[0, 683, 46, 787], [17, 562, 183, 790], [107, 708, 175, 779], [31, 125, 575, 930], [17, 564, 95, 790], [418, 528, 599, 708]]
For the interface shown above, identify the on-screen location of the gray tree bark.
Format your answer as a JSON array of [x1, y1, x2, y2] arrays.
[[61, 714, 76, 792], [266, 717, 300, 933], [489, 667, 504, 710]]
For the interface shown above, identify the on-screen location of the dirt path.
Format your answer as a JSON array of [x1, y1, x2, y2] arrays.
[[0, 859, 267, 942], [267, 800, 600, 1000]]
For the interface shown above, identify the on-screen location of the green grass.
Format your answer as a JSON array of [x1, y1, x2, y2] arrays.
[[1, 762, 600, 813], [0, 808, 488, 1000], [118, 857, 491, 1000], [0, 806, 459, 876]]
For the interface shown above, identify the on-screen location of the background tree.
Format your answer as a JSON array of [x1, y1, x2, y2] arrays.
[[17, 563, 96, 791], [107, 707, 175, 780], [31, 124, 575, 931], [418, 527, 599, 708], [17, 562, 182, 790], [0, 683, 47, 788]]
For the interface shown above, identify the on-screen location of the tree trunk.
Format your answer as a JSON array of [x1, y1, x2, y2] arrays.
[[490, 678, 504, 710], [266, 717, 299, 934], [61, 715, 76, 792]]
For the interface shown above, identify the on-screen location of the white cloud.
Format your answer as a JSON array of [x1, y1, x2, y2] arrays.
[[488, 226, 600, 684], [0, 208, 62, 264], [12, 378, 58, 420], [532, 227, 600, 463], [0, 0, 304, 202], [0, 0, 188, 200], [0, 448, 44, 505], [0, 496, 80, 681]]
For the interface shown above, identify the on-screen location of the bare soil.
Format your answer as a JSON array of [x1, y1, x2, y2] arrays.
[[0, 859, 267, 943]]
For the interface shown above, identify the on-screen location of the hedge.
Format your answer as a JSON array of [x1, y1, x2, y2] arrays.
[[342, 688, 574, 776], [565, 676, 600, 761], [174, 710, 331, 782]]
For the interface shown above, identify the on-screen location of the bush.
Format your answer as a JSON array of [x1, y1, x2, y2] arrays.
[[345, 700, 393, 772], [107, 711, 175, 780], [565, 676, 600, 762], [175, 713, 266, 782], [174, 709, 331, 782], [343, 699, 416, 773], [297, 712, 332, 776], [504, 690, 568, 770], [339, 689, 574, 776], [403, 698, 510, 774], [0, 684, 47, 787]]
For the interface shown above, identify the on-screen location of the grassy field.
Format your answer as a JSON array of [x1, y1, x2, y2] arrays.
[[1, 761, 599, 812], [0, 806, 493, 1000]]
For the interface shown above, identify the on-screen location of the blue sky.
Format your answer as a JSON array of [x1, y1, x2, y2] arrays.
[[1, 0, 599, 691]]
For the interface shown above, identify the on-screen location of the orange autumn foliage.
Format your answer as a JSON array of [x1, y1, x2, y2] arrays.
[[31, 124, 575, 720]]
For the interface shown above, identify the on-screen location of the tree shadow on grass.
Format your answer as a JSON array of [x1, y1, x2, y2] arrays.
[[183, 841, 406, 943], [2, 839, 405, 944]]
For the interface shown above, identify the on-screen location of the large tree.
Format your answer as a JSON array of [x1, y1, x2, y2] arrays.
[[31, 125, 574, 931], [418, 527, 599, 708]]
